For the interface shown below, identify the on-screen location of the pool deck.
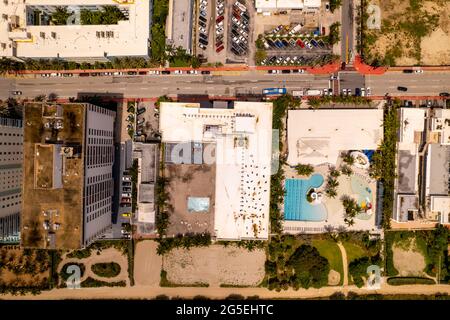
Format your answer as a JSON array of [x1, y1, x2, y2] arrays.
[[282, 163, 379, 234]]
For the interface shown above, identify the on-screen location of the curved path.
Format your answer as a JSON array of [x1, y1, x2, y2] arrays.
[[337, 242, 349, 286], [58, 248, 129, 286]]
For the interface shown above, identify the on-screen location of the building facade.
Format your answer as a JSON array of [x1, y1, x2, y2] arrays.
[[0, 117, 23, 243], [83, 104, 115, 246], [22, 103, 115, 249]]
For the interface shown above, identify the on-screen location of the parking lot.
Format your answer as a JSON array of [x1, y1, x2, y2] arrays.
[[253, 4, 339, 66], [227, 0, 253, 64]]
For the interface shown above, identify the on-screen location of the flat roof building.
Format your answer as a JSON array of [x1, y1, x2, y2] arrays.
[[255, 0, 321, 11], [22, 103, 115, 249], [0, 117, 23, 243], [393, 108, 450, 226], [1, 0, 150, 61], [287, 109, 383, 166], [159, 101, 273, 240], [166, 0, 193, 53]]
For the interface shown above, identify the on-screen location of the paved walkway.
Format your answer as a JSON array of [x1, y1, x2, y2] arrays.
[[337, 242, 349, 286], [3, 283, 450, 300], [58, 248, 129, 286]]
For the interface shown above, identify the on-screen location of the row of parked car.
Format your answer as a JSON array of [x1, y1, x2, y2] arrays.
[[198, 0, 209, 50], [229, 1, 250, 56], [260, 55, 331, 66], [215, 0, 225, 53], [263, 37, 328, 50]]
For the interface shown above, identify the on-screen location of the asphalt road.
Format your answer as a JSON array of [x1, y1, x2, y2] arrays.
[[2, 71, 450, 100], [366, 72, 450, 96], [3, 72, 331, 99], [341, 0, 354, 64]]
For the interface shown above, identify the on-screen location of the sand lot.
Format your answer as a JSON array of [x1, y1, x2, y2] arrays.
[[134, 240, 162, 286], [365, 0, 450, 65], [163, 245, 265, 287], [392, 240, 426, 277]]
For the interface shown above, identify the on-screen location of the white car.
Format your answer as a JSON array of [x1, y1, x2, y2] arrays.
[[366, 87, 371, 96], [342, 88, 347, 95], [174, 70, 183, 74], [361, 88, 366, 96], [188, 70, 198, 74], [414, 69, 424, 74], [199, 27, 207, 34]]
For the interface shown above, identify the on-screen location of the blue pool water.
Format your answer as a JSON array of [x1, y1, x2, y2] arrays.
[[187, 197, 210, 212], [284, 174, 328, 221]]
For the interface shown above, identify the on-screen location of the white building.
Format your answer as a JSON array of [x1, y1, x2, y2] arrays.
[[159, 101, 273, 240], [287, 109, 384, 166], [255, 0, 321, 12], [0, 117, 23, 243], [393, 108, 450, 226], [0, 0, 150, 61], [22, 103, 115, 249]]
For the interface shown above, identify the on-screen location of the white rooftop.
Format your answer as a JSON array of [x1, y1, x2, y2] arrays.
[[0, 0, 149, 60], [431, 108, 450, 145], [159, 102, 273, 240], [430, 196, 450, 224], [287, 109, 383, 166], [255, 0, 304, 9], [399, 108, 426, 152]]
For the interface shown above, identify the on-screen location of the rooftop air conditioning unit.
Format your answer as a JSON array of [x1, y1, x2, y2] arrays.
[[51, 32, 56, 38], [2, 14, 7, 20], [40, 32, 45, 38]]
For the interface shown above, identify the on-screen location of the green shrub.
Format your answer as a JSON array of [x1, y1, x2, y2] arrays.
[[387, 277, 435, 286], [91, 262, 121, 278], [81, 277, 126, 288]]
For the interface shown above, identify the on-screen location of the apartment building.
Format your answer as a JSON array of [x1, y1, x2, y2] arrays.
[[0, 117, 23, 243], [393, 108, 450, 226], [22, 103, 115, 249], [0, 0, 150, 61]]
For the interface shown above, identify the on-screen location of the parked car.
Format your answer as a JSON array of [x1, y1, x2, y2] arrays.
[[137, 107, 146, 115], [161, 70, 171, 75], [201, 70, 211, 74], [397, 86, 408, 92], [439, 92, 450, 97], [11, 91, 22, 96]]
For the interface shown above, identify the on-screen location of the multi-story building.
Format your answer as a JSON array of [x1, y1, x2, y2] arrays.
[[393, 108, 450, 227], [0, 0, 150, 62], [21, 103, 115, 249], [0, 117, 23, 243]]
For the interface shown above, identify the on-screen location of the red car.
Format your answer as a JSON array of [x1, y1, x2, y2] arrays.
[[216, 45, 224, 53], [216, 15, 224, 23], [296, 39, 305, 48]]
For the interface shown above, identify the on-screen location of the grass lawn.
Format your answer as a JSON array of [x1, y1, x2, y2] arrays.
[[342, 241, 367, 264], [312, 239, 344, 286]]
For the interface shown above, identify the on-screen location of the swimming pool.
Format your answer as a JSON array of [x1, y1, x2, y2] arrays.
[[284, 174, 328, 221], [350, 175, 373, 220], [187, 197, 210, 213]]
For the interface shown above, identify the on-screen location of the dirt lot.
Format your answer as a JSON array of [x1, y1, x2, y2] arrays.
[[392, 239, 426, 276], [134, 240, 162, 286], [165, 163, 216, 237], [163, 245, 265, 287], [364, 0, 450, 65]]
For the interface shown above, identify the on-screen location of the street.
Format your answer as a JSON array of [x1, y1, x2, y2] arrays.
[[1, 70, 450, 100]]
